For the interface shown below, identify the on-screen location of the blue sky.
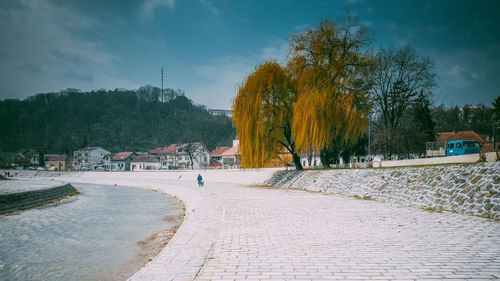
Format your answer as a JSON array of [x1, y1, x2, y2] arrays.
[[1, 0, 499, 109]]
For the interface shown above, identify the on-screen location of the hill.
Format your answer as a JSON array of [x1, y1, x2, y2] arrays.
[[0, 86, 235, 154]]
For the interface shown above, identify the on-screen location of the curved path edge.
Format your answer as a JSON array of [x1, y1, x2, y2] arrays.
[[53, 169, 278, 281]]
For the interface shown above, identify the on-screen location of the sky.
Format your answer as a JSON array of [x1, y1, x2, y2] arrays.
[[0, 0, 499, 109]]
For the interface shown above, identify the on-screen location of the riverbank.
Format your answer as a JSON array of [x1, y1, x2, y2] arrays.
[[49, 169, 499, 280], [0, 182, 183, 281], [0, 179, 78, 215]]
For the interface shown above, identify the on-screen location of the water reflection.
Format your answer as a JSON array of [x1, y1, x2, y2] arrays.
[[0, 183, 183, 281]]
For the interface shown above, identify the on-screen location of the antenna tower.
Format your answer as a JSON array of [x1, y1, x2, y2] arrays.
[[161, 67, 164, 102]]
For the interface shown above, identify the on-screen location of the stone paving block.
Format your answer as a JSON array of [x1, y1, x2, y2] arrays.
[[54, 172, 500, 281]]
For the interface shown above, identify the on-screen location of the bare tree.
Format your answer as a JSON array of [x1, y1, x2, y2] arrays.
[[371, 45, 436, 157], [179, 142, 209, 170]]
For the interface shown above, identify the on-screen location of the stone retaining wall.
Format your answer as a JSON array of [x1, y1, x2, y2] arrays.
[[0, 183, 78, 214], [265, 162, 500, 220]]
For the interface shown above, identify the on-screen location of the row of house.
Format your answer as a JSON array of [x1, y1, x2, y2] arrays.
[[4, 130, 494, 171], [69, 140, 241, 171]]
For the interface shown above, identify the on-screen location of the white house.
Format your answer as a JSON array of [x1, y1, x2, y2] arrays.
[[300, 150, 323, 168], [110, 152, 136, 171], [131, 155, 161, 171], [73, 147, 110, 170], [208, 109, 232, 118], [159, 144, 178, 169], [221, 140, 240, 169], [19, 148, 40, 167], [175, 143, 210, 170]]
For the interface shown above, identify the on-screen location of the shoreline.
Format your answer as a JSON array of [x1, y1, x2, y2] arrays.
[[92, 184, 188, 281]]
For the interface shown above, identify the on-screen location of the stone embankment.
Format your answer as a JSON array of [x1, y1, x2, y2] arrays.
[[0, 181, 77, 214], [265, 162, 500, 220]]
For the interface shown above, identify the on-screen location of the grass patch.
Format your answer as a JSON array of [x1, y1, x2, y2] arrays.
[[422, 206, 443, 213], [246, 184, 281, 189], [353, 195, 373, 200]]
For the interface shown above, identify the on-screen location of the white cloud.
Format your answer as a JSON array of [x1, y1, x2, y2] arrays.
[[447, 65, 478, 87], [187, 55, 252, 109], [185, 40, 290, 109], [257, 40, 289, 63], [142, 0, 175, 18], [430, 47, 500, 106], [199, 0, 219, 15], [0, 0, 138, 99]]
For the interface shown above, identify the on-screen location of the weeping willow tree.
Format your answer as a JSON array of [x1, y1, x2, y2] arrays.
[[233, 17, 374, 169], [289, 17, 374, 166], [232, 61, 303, 169]]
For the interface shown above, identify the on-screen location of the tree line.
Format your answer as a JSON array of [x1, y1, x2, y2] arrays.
[[232, 16, 499, 169], [0, 86, 236, 155]]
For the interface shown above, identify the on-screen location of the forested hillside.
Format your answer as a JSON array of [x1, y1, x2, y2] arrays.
[[0, 86, 235, 154]]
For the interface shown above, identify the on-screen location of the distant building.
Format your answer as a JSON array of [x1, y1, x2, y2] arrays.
[[44, 154, 67, 171], [221, 140, 240, 169], [0, 152, 25, 168], [18, 148, 40, 167], [427, 130, 490, 157], [175, 143, 210, 170], [131, 155, 161, 171], [73, 147, 110, 170], [102, 154, 113, 170], [159, 144, 178, 169], [210, 146, 230, 168], [300, 150, 322, 168], [436, 131, 488, 145], [111, 152, 136, 171], [208, 109, 232, 118]]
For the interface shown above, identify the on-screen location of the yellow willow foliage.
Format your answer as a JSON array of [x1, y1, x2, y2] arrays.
[[232, 61, 296, 168], [289, 18, 373, 152], [293, 89, 368, 152]]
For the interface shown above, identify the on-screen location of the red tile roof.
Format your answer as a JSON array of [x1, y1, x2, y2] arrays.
[[436, 131, 488, 145], [210, 146, 230, 157], [149, 147, 163, 155], [132, 155, 159, 163], [112, 152, 135, 161], [162, 144, 177, 154], [221, 146, 239, 156]]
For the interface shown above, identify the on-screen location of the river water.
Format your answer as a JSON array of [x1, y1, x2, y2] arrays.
[[0, 183, 183, 280]]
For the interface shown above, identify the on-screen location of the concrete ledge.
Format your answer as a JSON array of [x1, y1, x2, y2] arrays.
[[0, 183, 78, 214], [374, 152, 498, 168]]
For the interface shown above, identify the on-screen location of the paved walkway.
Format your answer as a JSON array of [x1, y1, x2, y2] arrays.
[[56, 171, 499, 281]]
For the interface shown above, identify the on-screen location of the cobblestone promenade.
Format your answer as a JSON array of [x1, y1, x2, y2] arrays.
[[60, 171, 500, 281]]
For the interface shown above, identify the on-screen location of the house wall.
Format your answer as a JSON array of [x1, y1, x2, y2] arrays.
[[222, 155, 240, 169], [300, 155, 322, 168], [111, 161, 127, 171], [45, 161, 66, 171], [89, 148, 110, 168], [73, 148, 110, 170], [131, 162, 161, 171], [29, 153, 39, 166]]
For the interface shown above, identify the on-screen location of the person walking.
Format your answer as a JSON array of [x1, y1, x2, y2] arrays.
[[197, 174, 203, 187]]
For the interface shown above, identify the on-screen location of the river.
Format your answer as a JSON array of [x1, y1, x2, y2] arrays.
[[0, 183, 183, 280]]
